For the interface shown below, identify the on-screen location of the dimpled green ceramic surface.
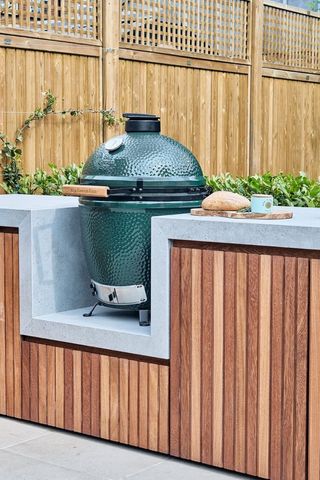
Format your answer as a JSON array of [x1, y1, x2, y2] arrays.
[[81, 132, 204, 185], [79, 128, 205, 311], [80, 200, 200, 310]]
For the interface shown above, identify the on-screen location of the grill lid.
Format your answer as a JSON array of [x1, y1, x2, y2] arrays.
[[80, 112, 206, 199]]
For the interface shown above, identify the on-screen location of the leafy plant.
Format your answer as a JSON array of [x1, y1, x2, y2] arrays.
[[207, 172, 320, 207], [0, 91, 121, 194], [306, 0, 320, 12], [1, 163, 84, 195]]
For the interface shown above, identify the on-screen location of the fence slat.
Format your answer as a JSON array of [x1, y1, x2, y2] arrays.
[[0, 0, 100, 40], [263, 3, 320, 71], [120, 0, 250, 61]]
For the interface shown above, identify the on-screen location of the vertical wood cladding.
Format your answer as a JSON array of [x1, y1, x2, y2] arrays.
[[0, 232, 21, 420], [170, 244, 311, 480], [2, 231, 320, 479], [19, 343, 169, 453], [309, 259, 320, 480], [0, 231, 169, 454]]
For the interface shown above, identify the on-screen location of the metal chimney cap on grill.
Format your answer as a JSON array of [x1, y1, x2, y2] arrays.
[[123, 113, 161, 133]]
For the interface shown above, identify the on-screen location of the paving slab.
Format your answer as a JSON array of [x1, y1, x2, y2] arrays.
[[1, 418, 251, 480], [8, 429, 164, 480], [125, 457, 251, 480], [0, 417, 49, 449], [0, 449, 101, 480]]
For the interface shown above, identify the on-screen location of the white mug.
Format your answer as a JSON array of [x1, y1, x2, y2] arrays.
[[251, 194, 273, 214]]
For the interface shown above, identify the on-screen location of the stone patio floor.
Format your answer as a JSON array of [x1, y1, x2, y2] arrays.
[[0, 417, 254, 479]]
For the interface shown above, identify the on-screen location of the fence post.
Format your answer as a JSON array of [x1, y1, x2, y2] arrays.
[[102, 0, 121, 139], [249, 0, 264, 174]]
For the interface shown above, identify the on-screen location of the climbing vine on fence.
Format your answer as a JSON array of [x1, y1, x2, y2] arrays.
[[0, 91, 120, 194]]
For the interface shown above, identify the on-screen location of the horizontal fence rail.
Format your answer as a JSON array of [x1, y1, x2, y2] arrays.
[[263, 2, 320, 70], [0, 0, 100, 39], [120, 0, 250, 61]]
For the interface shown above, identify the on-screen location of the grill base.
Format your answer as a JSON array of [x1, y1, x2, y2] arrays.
[[83, 301, 150, 327], [92, 280, 147, 306]]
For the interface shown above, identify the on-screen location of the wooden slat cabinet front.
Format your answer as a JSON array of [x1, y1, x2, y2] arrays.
[[309, 259, 320, 480], [170, 241, 317, 480], [2, 229, 320, 479], [19, 342, 169, 453], [0, 229, 169, 455]]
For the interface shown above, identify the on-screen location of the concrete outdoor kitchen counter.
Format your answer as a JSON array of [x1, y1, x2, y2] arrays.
[[2, 195, 320, 479], [1, 194, 320, 359], [0, 194, 159, 357]]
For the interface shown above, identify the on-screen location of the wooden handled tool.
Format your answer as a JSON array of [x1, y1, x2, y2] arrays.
[[62, 185, 109, 198]]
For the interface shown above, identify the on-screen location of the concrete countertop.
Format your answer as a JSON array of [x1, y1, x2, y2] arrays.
[[0, 195, 163, 358], [152, 207, 320, 250], [0, 194, 92, 320], [151, 206, 320, 352], [2, 196, 319, 360], [0, 194, 79, 211]]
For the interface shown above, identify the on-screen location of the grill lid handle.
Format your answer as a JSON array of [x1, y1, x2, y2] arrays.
[[62, 185, 109, 198], [123, 112, 161, 133]]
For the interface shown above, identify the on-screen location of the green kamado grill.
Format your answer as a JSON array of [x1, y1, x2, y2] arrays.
[[65, 113, 207, 325]]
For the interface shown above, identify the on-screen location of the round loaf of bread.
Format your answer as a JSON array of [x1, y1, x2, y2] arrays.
[[202, 191, 250, 211]]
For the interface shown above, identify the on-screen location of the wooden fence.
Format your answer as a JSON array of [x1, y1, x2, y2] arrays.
[[0, 0, 319, 177], [263, 2, 320, 71], [0, 1, 100, 39], [120, 0, 250, 60]]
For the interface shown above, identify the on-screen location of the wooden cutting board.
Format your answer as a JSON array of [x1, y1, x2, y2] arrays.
[[191, 208, 293, 220]]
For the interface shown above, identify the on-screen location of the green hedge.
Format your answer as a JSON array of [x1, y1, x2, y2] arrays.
[[4, 165, 320, 208], [207, 172, 320, 208], [2, 163, 83, 195]]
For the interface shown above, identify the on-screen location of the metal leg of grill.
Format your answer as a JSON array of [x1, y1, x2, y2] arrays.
[[139, 310, 150, 327], [83, 302, 102, 317]]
